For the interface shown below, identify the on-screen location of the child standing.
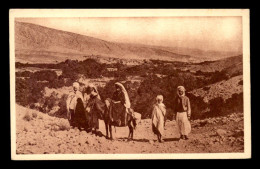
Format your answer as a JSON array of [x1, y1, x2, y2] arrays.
[[152, 95, 166, 143]]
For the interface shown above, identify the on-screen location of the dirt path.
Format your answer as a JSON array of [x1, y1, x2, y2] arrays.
[[15, 104, 244, 154]]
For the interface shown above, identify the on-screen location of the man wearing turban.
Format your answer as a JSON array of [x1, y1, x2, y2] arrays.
[[66, 82, 84, 127], [173, 86, 191, 140]]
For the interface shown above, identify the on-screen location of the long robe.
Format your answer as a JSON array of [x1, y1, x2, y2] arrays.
[[74, 98, 88, 128], [151, 103, 166, 136], [66, 90, 84, 126], [86, 94, 105, 129], [174, 95, 191, 136], [176, 112, 191, 135]]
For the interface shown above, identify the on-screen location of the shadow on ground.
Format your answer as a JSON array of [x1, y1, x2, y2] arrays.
[[163, 137, 180, 142], [116, 137, 180, 143]]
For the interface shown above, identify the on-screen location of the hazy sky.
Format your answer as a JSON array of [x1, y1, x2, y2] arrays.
[[16, 17, 242, 52]]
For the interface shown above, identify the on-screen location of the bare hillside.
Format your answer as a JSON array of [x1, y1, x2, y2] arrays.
[[15, 21, 242, 64], [15, 22, 194, 63], [187, 55, 243, 73]]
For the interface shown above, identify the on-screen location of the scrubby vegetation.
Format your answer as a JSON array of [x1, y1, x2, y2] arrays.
[[16, 57, 243, 120]]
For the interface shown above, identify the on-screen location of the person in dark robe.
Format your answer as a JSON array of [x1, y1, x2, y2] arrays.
[[85, 84, 104, 136], [74, 98, 88, 130], [66, 82, 84, 128]]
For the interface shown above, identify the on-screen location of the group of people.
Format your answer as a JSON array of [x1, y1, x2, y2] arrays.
[[66, 81, 133, 136], [66, 82, 102, 135], [151, 86, 191, 143], [66, 81, 192, 142]]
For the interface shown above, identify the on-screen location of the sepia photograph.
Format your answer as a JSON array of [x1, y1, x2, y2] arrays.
[[9, 9, 251, 160]]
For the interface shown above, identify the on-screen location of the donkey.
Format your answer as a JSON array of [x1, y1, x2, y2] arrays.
[[83, 86, 137, 140], [103, 98, 137, 140]]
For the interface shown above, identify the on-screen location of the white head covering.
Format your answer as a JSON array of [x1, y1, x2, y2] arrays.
[[177, 86, 185, 96], [73, 82, 80, 90], [156, 95, 164, 102], [115, 82, 131, 108], [88, 83, 101, 99]]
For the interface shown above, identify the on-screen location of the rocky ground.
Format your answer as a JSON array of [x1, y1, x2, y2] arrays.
[[16, 104, 244, 154], [189, 75, 243, 103]]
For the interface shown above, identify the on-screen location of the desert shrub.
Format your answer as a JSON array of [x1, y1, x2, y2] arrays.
[[134, 93, 156, 119], [51, 125, 60, 131], [16, 71, 33, 77], [195, 71, 212, 77], [61, 58, 105, 79], [78, 59, 105, 78], [48, 77, 71, 89], [195, 70, 203, 76], [23, 126, 28, 132], [38, 115, 43, 120], [209, 70, 229, 84], [31, 70, 58, 82], [58, 121, 70, 131], [15, 62, 62, 69], [203, 86, 210, 91], [16, 70, 68, 108], [32, 111, 38, 118], [186, 93, 208, 119], [205, 93, 244, 118], [42, 93, 57, 113], [208, 97, 225, 117], [29, 103, 35, 109], [132, 73, 209, 119], [23, 112, 32, 121], [113, 71, 127, 80], [230, 71, 243, 78], [53, 94, 68, 119], [61, 66, 79, 81], [238, 80, 243, 85], [224, 93, 243, 114], [16, 78, 45, 106]]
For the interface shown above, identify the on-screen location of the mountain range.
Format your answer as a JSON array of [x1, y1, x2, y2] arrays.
[[15, 21, 242, 63]]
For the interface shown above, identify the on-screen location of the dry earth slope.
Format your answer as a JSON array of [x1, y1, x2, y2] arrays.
[[15, 21, 242, 63], [15, 22, 193, 63], [187, 55, 243, 73], [16, 104, 244, 154]]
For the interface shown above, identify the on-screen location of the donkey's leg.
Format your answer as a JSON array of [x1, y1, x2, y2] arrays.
[[128, 126, 131, 139], [131, 125, 134, 139], [130, 126, 134, 140], [105, 121, 109, 139], [128, 121, 134, 140], [109, 124, 113, 140]]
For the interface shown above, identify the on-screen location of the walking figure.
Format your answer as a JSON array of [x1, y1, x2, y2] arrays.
[[152, 95, 166, 143]]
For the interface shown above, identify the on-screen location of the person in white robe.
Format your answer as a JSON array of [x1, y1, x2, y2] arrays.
[[174, 86, 191, 140], [66, 82, 84, 127], [151, 95, 166, 143]]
